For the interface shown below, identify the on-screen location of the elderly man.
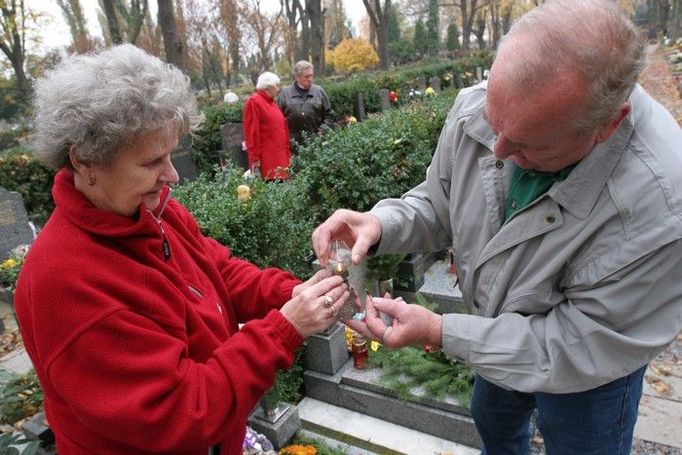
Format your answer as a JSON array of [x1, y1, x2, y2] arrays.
[[277, 60, 335, 152], [312, 1, 682, 454]]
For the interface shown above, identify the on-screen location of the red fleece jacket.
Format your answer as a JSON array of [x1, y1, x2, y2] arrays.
[[15, 169, 303, 454], [243, 90, 291, 180]]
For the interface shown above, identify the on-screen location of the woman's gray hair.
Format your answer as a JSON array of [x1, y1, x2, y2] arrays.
[[32, 44, 198, 169], [498, 0, 646, 133], [256, 72, 280, 90]]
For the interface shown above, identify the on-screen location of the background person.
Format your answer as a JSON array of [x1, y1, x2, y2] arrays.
[[15, 44, 349, 455], [312, 1, 682, 454], [243, 71, 291, 180], [277, 60, 335, 152]]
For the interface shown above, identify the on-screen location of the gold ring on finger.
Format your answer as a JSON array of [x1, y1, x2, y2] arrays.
[[323, 295, 333, 307]]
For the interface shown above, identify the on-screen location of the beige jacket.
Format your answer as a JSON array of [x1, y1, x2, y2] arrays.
[[372, 82, 682, 393]]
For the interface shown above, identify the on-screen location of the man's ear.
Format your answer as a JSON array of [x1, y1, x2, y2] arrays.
[[595, 103, 631, 144]]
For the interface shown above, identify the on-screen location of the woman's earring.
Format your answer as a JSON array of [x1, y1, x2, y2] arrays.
[[88, 174, 96, 186]]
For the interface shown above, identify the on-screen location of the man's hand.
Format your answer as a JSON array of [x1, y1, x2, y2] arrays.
[[312, 209, 382, 266], [346, 294, 442, 349]]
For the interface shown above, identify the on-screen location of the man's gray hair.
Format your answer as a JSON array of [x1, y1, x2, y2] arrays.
[[256, 72, 280, 90], [293, 60, 313, 76], [32, 44, 197, 169], [498, 0, 646, 133]]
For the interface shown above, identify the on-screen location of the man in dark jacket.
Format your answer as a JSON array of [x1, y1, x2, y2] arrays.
[[278, 60, 335, 153]]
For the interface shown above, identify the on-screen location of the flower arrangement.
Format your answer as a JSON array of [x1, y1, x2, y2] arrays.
[[278, 444, 316, 455], [0, 245, 29, 291]]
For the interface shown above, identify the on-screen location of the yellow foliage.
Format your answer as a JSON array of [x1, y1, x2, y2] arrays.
[[327, 38, 379, 73]]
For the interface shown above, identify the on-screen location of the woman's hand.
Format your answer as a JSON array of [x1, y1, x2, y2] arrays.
[[291, 269, 331, 298], [280, 275, 350, 338]]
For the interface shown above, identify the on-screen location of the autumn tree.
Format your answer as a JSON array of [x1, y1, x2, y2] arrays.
[[325, 0, 348, 47], [240, 0, 283, 72], [0, 0, 32, 101], [307, 0, 324, 74], [327, 37, 379, 72], [100, 0, 149, 45], [218, 0, 241, 78], [362, 0, 391, 70], [158, 0, 185, 71], [57, 0, 92, 53]]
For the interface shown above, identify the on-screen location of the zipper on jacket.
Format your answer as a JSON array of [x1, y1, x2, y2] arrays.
[[147, 188, 173, 261]]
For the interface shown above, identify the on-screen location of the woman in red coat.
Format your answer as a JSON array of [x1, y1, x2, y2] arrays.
[[243, 72, 291, 180], [16, 44, 349, 454]]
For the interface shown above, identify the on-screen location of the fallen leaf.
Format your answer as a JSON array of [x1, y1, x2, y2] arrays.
[[650, 364, 672, 376], [645, 375, 670, 395]]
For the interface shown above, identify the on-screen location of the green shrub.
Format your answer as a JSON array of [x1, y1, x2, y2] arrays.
[[291, 89, 458, 223], [191, 101, 245, 176], [173, 167, 315, 279], [0, 148, 55, 226], [0, 369, 44, 425]]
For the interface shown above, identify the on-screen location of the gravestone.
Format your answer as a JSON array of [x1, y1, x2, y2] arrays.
[[429, 76, 441, 92], [353, 93, 366, 121], [220, 123, 248, 170], [0, 188, 34, 260], [171, 135, 198, 182], [379, 88, 391, 111], [417, 77, 427, 92]]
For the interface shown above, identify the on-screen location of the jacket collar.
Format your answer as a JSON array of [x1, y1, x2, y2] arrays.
[[462, 83, 635, 219], [53, 169, 170, 237]]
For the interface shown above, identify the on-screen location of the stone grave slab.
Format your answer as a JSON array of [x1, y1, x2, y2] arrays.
[[0, 188, 34, 260], [171, 135, 198, 182], [418, 259, 466, 314], [220, 123, 248, 170]]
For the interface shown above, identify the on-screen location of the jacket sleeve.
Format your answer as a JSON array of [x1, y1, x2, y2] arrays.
[[243, 97, 261, 164], [371, 96, 463, 253], [46, 304, 301, 451], [173, 199, 300, 320], [442, 238, 682, 393]]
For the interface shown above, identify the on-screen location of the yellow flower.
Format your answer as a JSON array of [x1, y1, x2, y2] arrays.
[[236, 184, 251, 203], [1, 259, 18, 269], [347, 115, 357, 124], [424, 87, 435, 95], [370, 340, 381, 351]]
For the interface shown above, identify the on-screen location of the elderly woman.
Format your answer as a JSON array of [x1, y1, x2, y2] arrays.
[[243, 71, 291, 180], [15, 44, 348, 454]]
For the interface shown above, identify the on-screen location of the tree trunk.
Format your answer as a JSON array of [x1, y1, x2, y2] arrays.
[[670, 0, 680, 41], [362, 0, 390, 70], [158, 0, 185, 71], [307, 0, 324, 74], [102, 0, 123, 44]]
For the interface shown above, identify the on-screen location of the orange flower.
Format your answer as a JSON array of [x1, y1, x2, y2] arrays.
[[279, 444, 317, 455]]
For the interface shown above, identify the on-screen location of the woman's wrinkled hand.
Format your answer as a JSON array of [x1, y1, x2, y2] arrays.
[[280, 274, 350, 338], [292, 269, 331, 298]]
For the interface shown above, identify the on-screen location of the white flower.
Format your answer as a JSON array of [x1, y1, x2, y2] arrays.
[[223, 92, 239, 104]]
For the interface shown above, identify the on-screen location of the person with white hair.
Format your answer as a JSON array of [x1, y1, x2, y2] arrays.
[[313, 0, 682, 453], [15, 45, 349, 454], [242, 71, 291, 180]]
